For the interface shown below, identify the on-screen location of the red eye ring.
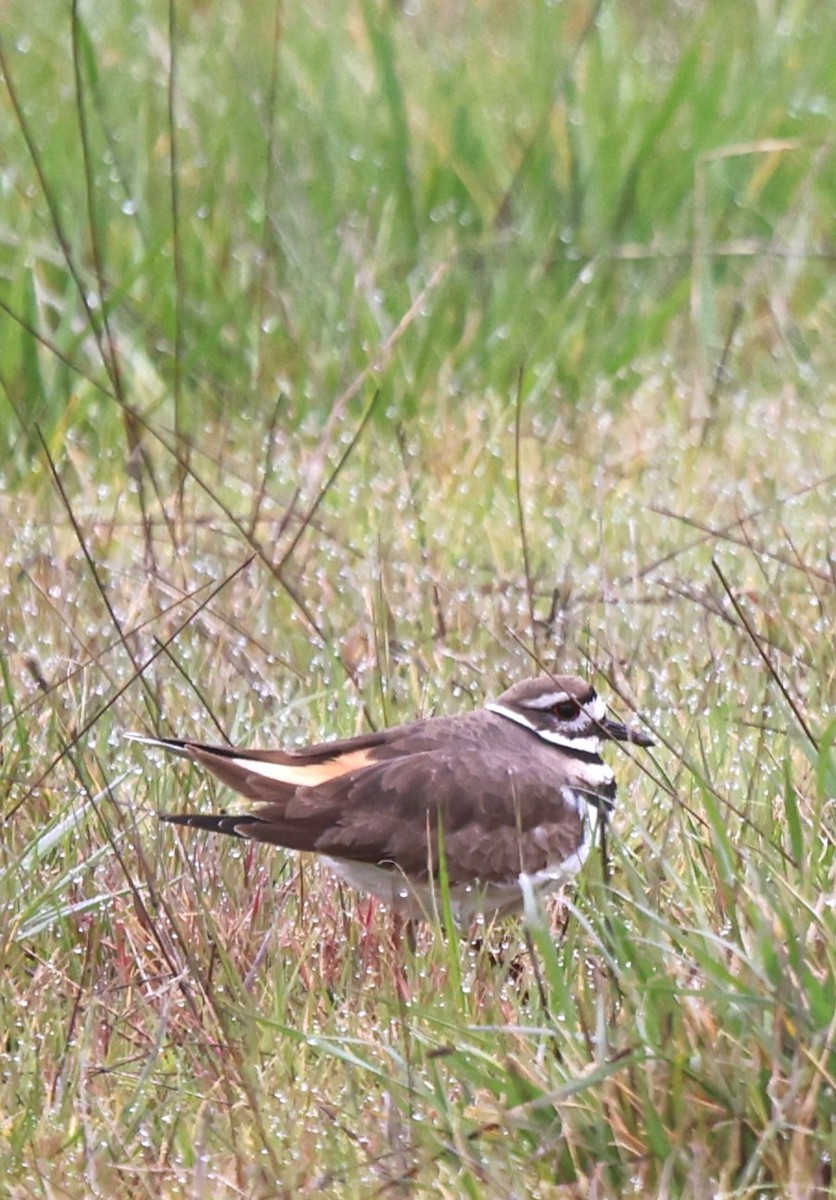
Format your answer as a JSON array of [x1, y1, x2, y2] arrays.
[[553, 700, 579, 720]]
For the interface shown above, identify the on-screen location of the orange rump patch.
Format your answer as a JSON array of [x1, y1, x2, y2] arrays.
[[232, 747, 379, 787]]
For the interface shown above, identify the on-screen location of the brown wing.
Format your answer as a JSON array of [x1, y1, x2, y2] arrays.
[[164, 737, 585, 887], [146, 712, 480, 802], [310, 747, 585, 884]]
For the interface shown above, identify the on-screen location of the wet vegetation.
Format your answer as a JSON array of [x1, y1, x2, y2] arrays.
[[1, 1, 835, 1195]]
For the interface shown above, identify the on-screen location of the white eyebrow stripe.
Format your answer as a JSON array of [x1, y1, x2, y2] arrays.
[[524, 690, 571, 710], [511, 690, 606, 723]]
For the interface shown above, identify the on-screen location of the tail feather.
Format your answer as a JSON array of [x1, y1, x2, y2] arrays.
[[160, 808, 331, 852], [125, 731, 291, 763], [126, 732, 299, 801], [124, 732, 194, 760], [126, 730, 380, 800], [160, 811, 261, 838], [128, 729, 382, 848]]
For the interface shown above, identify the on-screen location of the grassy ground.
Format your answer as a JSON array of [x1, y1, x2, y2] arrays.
[[1, 0, 835, 1196]]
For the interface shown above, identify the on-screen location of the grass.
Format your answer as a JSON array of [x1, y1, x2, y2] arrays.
[[1, 0, 835, 1195]]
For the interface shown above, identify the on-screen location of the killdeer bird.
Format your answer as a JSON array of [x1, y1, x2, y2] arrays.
[[128, 675, 653, 923]]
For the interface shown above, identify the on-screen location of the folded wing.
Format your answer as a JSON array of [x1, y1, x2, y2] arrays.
[[142, 732, 584, 887]]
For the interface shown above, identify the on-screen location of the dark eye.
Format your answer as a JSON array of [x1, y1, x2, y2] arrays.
[[552, 700, 579, 720]]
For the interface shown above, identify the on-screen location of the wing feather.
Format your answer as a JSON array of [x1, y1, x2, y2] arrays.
[[151, 714, 587, 886]]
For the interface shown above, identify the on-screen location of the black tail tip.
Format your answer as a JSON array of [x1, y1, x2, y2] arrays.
[[159, 811, 251, 838]]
